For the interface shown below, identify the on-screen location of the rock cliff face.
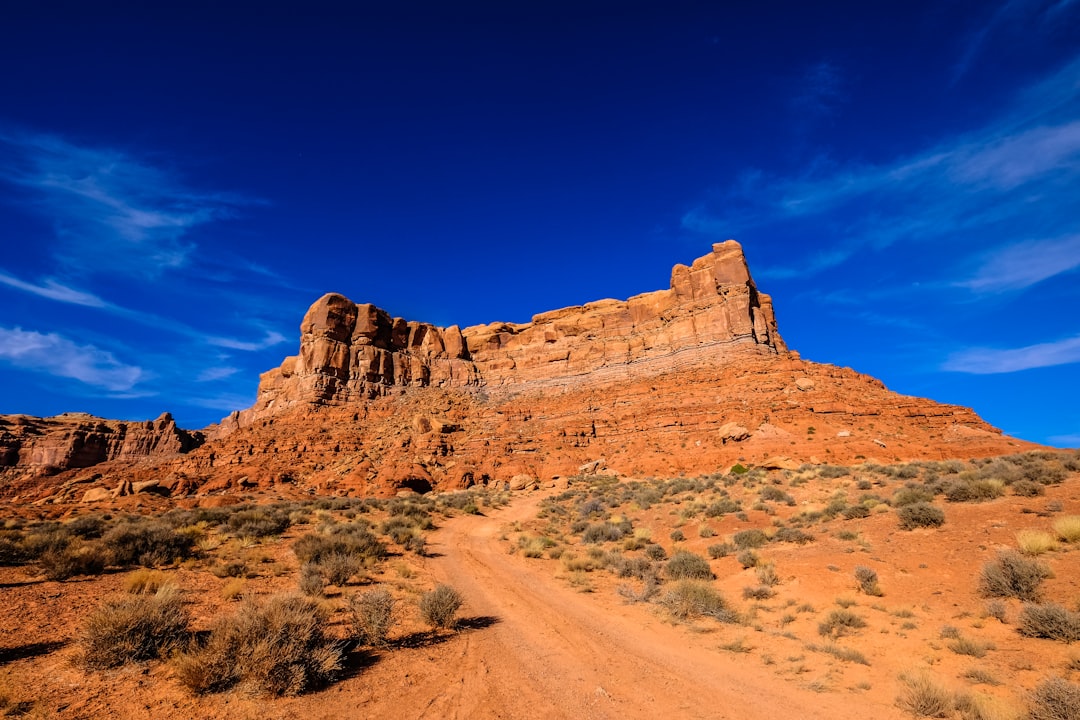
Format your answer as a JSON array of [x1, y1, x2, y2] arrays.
[[228, 241, 784, 428], [0, 241, 1043, 502], [0, 412, 204, 496]]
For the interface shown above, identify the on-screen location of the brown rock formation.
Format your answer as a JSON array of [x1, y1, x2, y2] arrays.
[[227, 241, 784, 428], [0, 412, 203, 496], [0, 241, 1046, 502]]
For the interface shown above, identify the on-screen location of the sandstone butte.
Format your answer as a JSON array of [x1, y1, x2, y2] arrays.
[[0, 240, 1042, 503]]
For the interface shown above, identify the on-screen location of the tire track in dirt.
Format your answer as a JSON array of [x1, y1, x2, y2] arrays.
[[422, 491, 901, 720]]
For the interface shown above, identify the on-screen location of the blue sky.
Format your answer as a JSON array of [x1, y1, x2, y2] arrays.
[[0, 1, 1078, 447]]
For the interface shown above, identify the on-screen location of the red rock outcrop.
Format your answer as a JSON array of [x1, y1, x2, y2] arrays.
[[0, 412, 204, 496], [0, 241, 1047, 502], [226, 241, 784, 428]]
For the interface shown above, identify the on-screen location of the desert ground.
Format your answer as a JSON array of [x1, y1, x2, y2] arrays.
[[1, 451, 1079, 719]]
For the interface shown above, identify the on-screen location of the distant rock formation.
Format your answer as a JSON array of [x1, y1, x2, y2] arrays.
[[226, 240, 785, 428], [0, 412, 204, 497], [0, 241, 1043, 502]]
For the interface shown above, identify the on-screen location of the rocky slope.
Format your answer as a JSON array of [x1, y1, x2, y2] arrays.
[[0, 241, 1041, 502]]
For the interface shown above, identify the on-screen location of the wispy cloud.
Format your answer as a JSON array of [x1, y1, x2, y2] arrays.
[[196, 366, 240, 382], [207, 330, 287, 352], [1048, 432, 1080, 447], [0, 265, 289, 352], [0, 271, 107, 307], [960, 234, 1080, 291], [684, 54, 1080, 283], [943, 333, 1080, 373], [951, 0, 1077, 83], [0, 130, 257, 277], [0, 327, 144, 391]]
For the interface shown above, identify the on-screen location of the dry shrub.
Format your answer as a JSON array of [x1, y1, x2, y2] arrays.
[[732, 528, 768, 549], [948, 636, 994, 658], [349, 588, 397, 646], [318, 552, 363, 586], [1052, 516, 1080, 543], [221, 579, 246, 601], [298, 563, 325, 597], [419, 585, 464, 630], [102, 521, 194, 567], [123, 569, 172, 594], [978, 550, 1050, 602], [954, 691, 1018, 720], [897, 503, 946, 530], [293, 528, 385, 565], [174, 593, 341, 697], [1018, 604, 1080, 643], [854, 565, 883, 596], [818, 609, 867, 638], [1016, 530, 1057, 556], [896, 672, 952, 718], [665, 551, 713, 580], [1027, 677, 1080, 720], [39, 541, 107, 580], [657, 580, 739, 623], [81, 587, 189, 670]]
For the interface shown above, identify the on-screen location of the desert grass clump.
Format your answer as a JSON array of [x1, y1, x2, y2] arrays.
[[810, 643, 869, 665], [81, 587, 189, 670], [644, 543, 667, 561], [174, 593, 341, 696], [317, 552, 364, 586], [38, 541, 108, 580], [293, 526, 386, 566], [657, 580, 739, 623], [102, 521, 194, 567], [1018, 604, 1080, 643], [226, 507, 291, 538], [755, 563, 780, 587], [953, 691, 1018, 720], [349, 588, 397, 646], [123, 568, 172, 594], [892, 487, 935, 507], [854, 565, 883, 596], [895, 672, 953, 718], [665, 550, 713, 580], [1027, 677, 1080, 720], [1016, 530, 1058, 556], [944, 478, 1005, 503], [978, 550, 1050, 602], [419, 585, 464, 631], [707, 542, 734, 559], [897, 503, 946, 530], [736, 549, 759, 569], [772, 527, 814, 545], [1052, 516, 1080, 544], [298, 563, 325, 597], [818, 609, 867, 638], [948, 636, 994, 658], [732, 528, 768, 549], [743, 585, 775, 600]]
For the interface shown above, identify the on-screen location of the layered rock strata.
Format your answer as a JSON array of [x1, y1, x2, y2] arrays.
[[229, 241, 785, 427], [0, 241, 1043, 502]]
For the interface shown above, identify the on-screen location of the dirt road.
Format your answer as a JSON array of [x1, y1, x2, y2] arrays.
[[420, 490, 903, 720]]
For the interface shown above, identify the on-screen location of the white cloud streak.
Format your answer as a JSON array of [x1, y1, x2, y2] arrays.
[[207, 330, 287, 352], [0, 130, 255, 278], [960, 234, 1080, 291], [684, 54, 1080, 285], [943, 334, 1080, 373], [0, 272, 107, 307], [196, 366, 240, 382], [0, 327, 144, 391]]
